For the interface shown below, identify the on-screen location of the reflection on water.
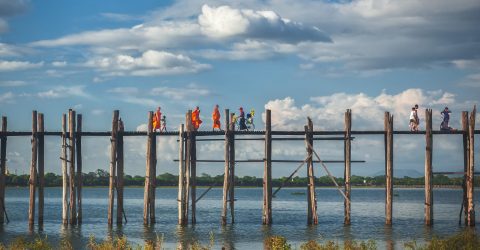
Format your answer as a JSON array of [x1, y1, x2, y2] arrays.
[[0, 187, 478, 248]]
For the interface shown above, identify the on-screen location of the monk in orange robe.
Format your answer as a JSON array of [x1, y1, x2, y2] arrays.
[[212, 104, 221, 131], [192, 106, 202, 130]]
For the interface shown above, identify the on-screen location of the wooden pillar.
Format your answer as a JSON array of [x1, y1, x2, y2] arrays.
[[191, 128, 197, 224], [150, 119, 157, 224], [37, 113, 45, 226], [462, 111, 469, 225], [108, 110, 119, 226], [61, 114, 68, 224], [116, 117, 124, 225], [229, 112, 235, 224], [263, 109, 272, 225], [143, 111, 153, 225], [222, 109, 230, 225], [344, 110, 352, 225], [0, 117, 6, 224], [184, 111, 192, 224], [385, 112, 393, 225], [424, 109, 433, 226], [178, 124, 186, 225], [305, 118, 318, 225], [467, 106, 476, 226], [76, 114, 83, 224], [68, 109, 77, 225], [28, 110, 38, 227]]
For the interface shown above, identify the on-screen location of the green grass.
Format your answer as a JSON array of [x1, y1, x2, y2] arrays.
[[0, 230, 477, 250]]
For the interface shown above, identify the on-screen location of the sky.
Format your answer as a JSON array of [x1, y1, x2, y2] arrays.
[[0, 0, 479, 178]]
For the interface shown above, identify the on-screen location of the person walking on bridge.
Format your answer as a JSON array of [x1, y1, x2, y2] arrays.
[[192, 106, 202, 131], [212, 104, 221, 131], [153, 107, 161, 131]]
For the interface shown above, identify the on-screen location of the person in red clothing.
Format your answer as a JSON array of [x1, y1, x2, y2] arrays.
[[192, 106, 202, 130], [212, 104, 221, 131], [153, 107, 161, 131]]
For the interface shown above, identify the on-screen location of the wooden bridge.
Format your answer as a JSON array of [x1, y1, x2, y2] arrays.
[[0, 107, 477, 229]]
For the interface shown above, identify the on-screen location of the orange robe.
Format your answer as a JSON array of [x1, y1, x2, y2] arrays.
[[192, 109, 202, 130], [153, 110, 161, 130], [212, 109, 221, 129]]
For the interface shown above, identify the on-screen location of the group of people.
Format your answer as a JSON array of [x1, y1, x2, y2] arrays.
[[409, 104, 456, 132], [190, 105, 255, 131]]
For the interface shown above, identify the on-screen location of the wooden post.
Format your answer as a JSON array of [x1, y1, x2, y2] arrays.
[[462, 111, 469, 225], [184, 111, 192, 224], [222, 109, 230, 225], [61, 114, 68, 224], [150, 118, 157, 224], [191, 127, 197, 224], [424, 109, 433, 226], [178, 124, 186, 225], [76, 114, 83, 224], [68, 109, 77, 225], [37, 113, 45, 226], [344, 110, 352, 225], [229, 112, 235, 224], [385, 112, 393, 225], [28, 110, 38, 227], [144, 111, 153, 225], [306, 118, 318, 225], [467, 106, 476, 226], [0, 117, 6, 224], [116, 117, 124, 225], [263, 109, 272, 225], [108, 110, 119, 226]]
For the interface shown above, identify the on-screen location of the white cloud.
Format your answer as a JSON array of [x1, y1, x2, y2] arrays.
[[0, 80, 28, 87], [0, 91, 14, 103], [36, 85, 91, 99], [151, 84, 210, 100], [100, 12, 141, 22], [198, 4, 331, 43], [458, 73, 480, 88], [91, 109, 105, 116], [85, 50, 210, 76], [0, 60, 43, 71], [51, 61, 67, 67], [264, 88, 467, 131], [108, 87, 139, 95]]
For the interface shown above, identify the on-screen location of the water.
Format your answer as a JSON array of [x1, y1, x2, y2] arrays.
[[0, 187, 478, 249]]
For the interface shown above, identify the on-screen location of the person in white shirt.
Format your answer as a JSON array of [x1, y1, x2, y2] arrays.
[[409, 107, 417, 131]]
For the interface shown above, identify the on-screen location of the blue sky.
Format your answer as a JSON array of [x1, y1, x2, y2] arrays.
[[0, 0, 479, 177]]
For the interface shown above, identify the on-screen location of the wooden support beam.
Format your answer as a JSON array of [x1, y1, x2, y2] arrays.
[[467, 106, 476, 226], [184, 111, 192, 224], [344, 110, 352, 225], [191, 127, 197, 224], [221, 109, 230, 225], [76, 114, 83, 224], [178, 124, 186, 225], [61, 114, 68, 224], [462, 111, 469, 225], [150, 116, 157, 224], [306, 118, 318, 225], [143, 111, 153, 225], [229, 112, 235, 224], [68, 109, 77, 225], [28, 110, 37, 228], [263, 109, 272, 225], [108, 110, 118, 226], [0, 117, 6, 224], [116, 117, 124, 225], [37, 113, 45, 226], [385, 112, 393, 225], [425, 109, 433, 226]]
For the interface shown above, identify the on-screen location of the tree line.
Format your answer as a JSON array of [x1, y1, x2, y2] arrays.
[[4, 169, 477, 187]]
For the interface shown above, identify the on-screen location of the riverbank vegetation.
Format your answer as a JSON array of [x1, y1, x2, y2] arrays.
[[5, 169, 477, 188], [0, 230, 478, 250]]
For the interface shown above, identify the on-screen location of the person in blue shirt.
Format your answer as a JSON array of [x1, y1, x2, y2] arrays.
[[440, 107, 455, 131]]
